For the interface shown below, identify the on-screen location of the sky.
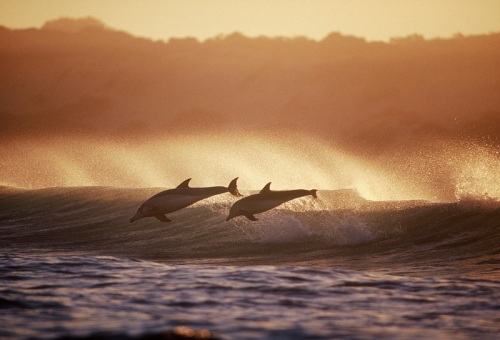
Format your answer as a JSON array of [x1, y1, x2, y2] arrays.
[[1, 0, 499, 42]]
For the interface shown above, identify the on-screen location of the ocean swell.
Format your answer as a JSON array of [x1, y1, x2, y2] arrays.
[[0, 186, 498, 278]]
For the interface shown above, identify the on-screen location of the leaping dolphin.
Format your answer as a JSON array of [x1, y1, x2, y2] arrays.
[[226, 182, 317, 221], [130, 178, 242, 223]]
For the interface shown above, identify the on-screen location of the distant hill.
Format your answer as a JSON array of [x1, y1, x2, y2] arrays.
[[1, 17, 499, 154], [41, 17, 108, 33]]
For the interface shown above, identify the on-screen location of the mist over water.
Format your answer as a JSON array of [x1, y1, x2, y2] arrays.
[[1, 131, 498, 202]]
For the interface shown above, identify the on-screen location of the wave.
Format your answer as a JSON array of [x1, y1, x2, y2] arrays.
[[0, 186, 499, 278]]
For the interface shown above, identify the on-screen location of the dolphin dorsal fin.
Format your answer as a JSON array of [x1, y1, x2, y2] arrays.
[[260, 182, 272, 194], [176, 178, 191, 188]]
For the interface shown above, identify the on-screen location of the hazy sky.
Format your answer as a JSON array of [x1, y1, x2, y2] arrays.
[[1, 0, 499, 41]]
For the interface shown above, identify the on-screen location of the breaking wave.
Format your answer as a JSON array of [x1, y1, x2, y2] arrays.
[[1, 186, 498, 278]]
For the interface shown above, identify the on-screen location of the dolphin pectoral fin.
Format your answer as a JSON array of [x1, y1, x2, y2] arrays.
[[244, 214, 258, 221], [155, 215, 172, 223]]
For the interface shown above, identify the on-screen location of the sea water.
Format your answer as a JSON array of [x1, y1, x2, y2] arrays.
[[1, 187, 499, 339]]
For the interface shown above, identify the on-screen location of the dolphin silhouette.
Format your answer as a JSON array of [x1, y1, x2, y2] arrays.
[[226, 182, 317, 221], [130, 178, 242, 223]]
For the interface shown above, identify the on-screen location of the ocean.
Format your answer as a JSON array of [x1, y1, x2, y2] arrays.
[[0, 186, 499, 339]]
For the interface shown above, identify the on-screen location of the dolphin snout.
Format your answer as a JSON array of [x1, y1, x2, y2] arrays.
[[130, 212, 141, 223], [226, 212, 237, 221]]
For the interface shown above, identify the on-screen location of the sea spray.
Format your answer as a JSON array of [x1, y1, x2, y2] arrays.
[[3, 132, 499, 202]]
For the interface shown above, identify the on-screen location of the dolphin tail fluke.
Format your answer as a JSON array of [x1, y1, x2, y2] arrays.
[[155, 214, 172, 223], [310, 189, 318, 198], [228, 177, 242, 197]]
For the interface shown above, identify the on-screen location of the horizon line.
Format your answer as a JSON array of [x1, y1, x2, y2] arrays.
[[2, 16, 500, 44]]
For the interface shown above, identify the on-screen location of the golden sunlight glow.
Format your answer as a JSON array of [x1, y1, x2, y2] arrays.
[[1, 133, 498, 202]]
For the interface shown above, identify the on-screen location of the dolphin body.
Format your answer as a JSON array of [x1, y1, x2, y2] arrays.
[[226, 182, 317, 221], [130, 178, 241, 223]]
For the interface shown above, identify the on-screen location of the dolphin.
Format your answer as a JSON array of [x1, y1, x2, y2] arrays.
[[226, 182, 317, 221], [130, 178, 242, 223]]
